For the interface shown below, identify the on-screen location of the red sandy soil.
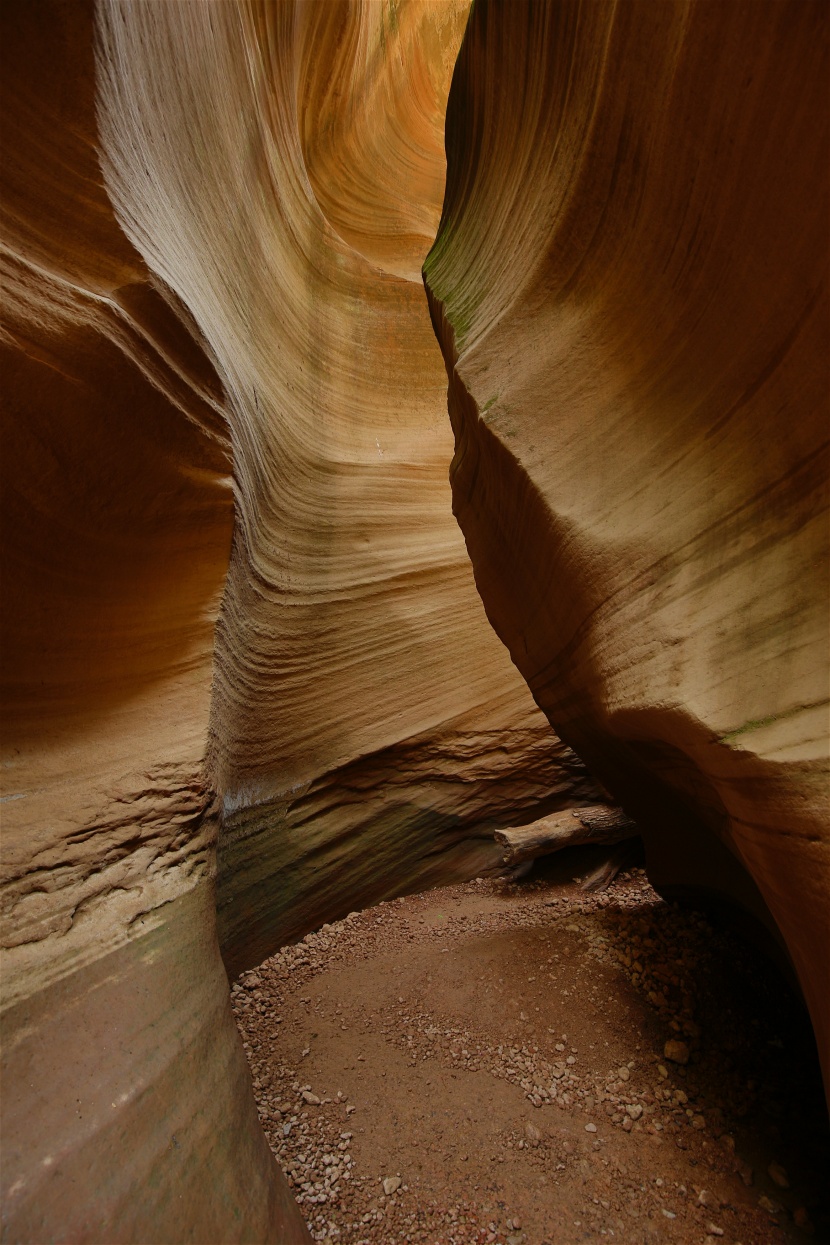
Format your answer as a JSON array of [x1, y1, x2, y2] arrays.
[[233, 861, 829, 1245]]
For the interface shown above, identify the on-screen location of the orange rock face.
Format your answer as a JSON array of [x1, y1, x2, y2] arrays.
[[4, 0, 827, 1237], [95, 0, 596, 977], [1, 1, 596, 1239], [0, 2, 295, 1240], [425, 0, 829, 1089]]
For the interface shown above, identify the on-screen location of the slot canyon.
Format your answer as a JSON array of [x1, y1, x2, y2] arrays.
[[0, 1, 827, 1243]]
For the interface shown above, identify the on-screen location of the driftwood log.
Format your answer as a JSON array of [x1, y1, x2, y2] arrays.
[[494, 805, 638, 867]]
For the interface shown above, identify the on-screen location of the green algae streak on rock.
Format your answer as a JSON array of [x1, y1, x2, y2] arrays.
[[425, 0, 829, 1094]]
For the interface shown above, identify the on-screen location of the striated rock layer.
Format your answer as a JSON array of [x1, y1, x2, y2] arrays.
[[0, 1, 302, 1240], [425, 0, 829, 1089], [95, 0, 598, 980], [2, 0, 596, 1240]]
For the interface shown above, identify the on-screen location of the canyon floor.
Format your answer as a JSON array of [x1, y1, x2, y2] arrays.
[[232, 855, 829, 1245]]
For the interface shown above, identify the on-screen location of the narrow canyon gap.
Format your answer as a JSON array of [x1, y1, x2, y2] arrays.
[[1, 1, 827, 1242]]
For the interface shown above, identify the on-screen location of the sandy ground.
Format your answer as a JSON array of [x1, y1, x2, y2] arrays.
[[232, 858, 828, 1245]]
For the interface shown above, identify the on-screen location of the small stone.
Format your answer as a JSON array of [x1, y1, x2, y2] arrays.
[[657, 1065, 668, 1079], [691, 1114, 706, 1130], [617, 1067, 630, 1081], [626, 1104, 643, 1121], [584, 1123, 597, 1133], [758, 1195, 781, 1215], [706, 1224, 724, 1237], [383, 1176, 402, 1196], [793, 1207, 814, 1233], [767, 1160, 789, 1188], [735, 1158, 753, 1187], [525, 1123, 541, 1143], [622, 1117, 633, 1132], [301, 1091, 320, 1105], [663, 1039, 690, 1065]]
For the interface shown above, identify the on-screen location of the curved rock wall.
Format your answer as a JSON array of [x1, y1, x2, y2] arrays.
[[96, 0, 597, 977], [425, 0, 829, 1088], [2, 1, 596, 1239], [0, 2, 304, 1240]]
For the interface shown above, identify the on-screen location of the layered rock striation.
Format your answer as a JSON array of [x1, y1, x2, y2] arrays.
[[0, 1, 298, 1239], [4, 0, 827, 1238], [425, 0, 829, 1089], [1, 1, 595, 1240], [95, 0, 597, 978]]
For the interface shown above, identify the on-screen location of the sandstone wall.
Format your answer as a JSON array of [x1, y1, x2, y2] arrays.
[[425, 0, 829, 1089], [1, 1, 595, 1239], [0, 1, 304, 1239], [95, 0, 597, 978]]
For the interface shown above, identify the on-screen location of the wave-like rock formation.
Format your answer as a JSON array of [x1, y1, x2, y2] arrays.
[[95, 0, 598, 973], [0, 3, 291, 1240], [1, 1, 600, 1240], [425, 0, 829, 1089], [3, 0, 827, 1238]]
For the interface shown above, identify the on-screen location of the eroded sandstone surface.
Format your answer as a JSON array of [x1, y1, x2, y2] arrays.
[[1, 0, 827, 1241], [1, 1, 594, 1240], [96, 0, 596, 979], [425, 0, 829, 1092]]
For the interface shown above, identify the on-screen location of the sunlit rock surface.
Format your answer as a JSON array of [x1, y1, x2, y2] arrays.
[[1, 0, 594, 1239], [96, 0, 596, 979], [0, 2, 297, 1240], [425, 0, 829, 1089]]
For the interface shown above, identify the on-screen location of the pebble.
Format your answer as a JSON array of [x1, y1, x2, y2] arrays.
[[584, 1123, 597, 1133], [663, 1039, 690, 1065], [625, 1104, 643, 1120], [767, 1160, 789, 1188], [382, 1176, 402, 1196], [793, 1206, 814, 1232]]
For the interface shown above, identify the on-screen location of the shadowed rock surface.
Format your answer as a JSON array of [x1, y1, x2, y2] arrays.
[[1, 0, 827, 1240], [1, 1, 593, 1240], [425, 0, 829, 1094]]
